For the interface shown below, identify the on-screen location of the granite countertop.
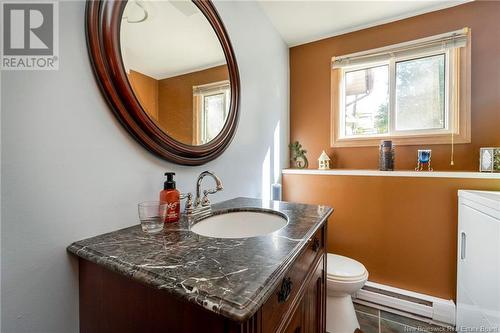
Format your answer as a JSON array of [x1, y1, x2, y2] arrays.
[[67, 197, 333, 322]]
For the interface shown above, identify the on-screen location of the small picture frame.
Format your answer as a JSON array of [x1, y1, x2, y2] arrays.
[[480, 148, 500, 173]]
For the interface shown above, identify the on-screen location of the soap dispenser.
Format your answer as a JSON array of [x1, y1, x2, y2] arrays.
[[160, 172, 180, 223]]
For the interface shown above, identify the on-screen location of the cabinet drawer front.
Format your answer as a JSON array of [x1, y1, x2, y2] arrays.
[[262, 226, 325, 333]]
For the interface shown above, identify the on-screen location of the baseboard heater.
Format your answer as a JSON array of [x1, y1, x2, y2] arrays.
[[354, 281, 456, 326]]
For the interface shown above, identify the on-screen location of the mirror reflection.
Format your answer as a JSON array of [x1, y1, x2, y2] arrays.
[[120, 0, 230, 146]]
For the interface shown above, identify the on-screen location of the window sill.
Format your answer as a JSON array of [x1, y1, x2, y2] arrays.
[[282, 169, 500, 179]]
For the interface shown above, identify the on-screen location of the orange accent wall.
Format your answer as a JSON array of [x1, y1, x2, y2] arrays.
[[290, 1, 500, 171], [287, 1, 500, 300], [158, 65, 229, 145], [283, 174, 500, 300], [127, 70, 159, 121]]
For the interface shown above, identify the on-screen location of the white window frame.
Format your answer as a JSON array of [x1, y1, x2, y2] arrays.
[[331, 28, 471, 148], [193, 80, 230, 145], [339, 49, 454, 140]]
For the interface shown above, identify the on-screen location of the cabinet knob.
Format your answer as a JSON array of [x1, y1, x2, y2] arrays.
[[277, 277, 293, 303], [311, 237, 320, 252]]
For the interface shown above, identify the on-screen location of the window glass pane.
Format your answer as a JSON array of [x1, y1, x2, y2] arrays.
[[395, 54, 445, 131], [204, 93, 227, 142], [344, 65, 389, 137]]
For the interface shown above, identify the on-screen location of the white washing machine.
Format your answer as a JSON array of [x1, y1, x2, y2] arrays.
[[457, 190, 500, 332]]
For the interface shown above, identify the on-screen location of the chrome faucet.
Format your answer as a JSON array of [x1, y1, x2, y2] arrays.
[[195, 171, 223, 207], [182, 171, 223, 217]]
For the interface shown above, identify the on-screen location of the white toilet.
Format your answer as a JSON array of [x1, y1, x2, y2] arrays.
[[326, 254, 369, 333]]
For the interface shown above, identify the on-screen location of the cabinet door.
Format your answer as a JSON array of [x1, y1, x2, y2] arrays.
[[457, 203, 500, 330], [303, 258, 326, 333], [284, 302, 304, 333]]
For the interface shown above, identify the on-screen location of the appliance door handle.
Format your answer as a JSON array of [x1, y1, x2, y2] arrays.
[[460, 231, 467, 260]]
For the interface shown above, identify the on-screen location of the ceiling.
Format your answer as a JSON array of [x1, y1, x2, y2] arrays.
[[120, 0, 226, 80], [258, 0, 471, 47]]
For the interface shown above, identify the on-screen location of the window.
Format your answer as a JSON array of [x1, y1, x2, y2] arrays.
[[193, 81, 230, 145], [343, 64, 389, 137], [331, 29, 471, 147]]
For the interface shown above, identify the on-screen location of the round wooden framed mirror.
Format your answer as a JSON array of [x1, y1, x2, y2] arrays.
[[86, 0, 240, 165]]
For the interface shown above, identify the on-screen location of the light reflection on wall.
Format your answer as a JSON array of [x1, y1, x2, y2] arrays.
[[273, 122, 280, 184], [261, 147, 271, 200], [261, 121, 281, 201]]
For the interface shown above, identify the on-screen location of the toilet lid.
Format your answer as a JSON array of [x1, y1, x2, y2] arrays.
[[327, 254, 367, 281]]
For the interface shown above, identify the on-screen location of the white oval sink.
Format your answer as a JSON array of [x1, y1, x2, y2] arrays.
[[190, 211, 287, 239]]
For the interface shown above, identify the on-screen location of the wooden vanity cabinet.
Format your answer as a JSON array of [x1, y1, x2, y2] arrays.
[[282, 258, 326, 333], [263, 225, 326, 333], [78, 224, 327, 333]]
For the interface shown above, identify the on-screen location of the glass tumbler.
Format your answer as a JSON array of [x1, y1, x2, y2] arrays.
[[138, 201, 167, 234]]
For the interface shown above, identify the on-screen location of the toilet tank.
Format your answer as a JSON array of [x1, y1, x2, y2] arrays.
[[457, 190, 500, 332]]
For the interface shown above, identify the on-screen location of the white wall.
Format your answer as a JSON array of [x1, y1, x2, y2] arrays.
[[0, 1, 289, 332]]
